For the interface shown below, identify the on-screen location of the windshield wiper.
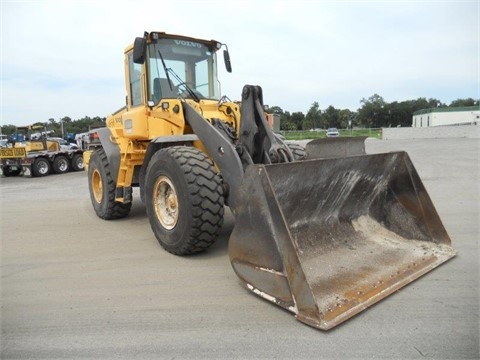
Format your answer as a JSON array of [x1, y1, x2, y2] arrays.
[[156, 49, 173, 93], [157, 50, 200, 102]]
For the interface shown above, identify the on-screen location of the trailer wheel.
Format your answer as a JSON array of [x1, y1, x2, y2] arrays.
[[71, 153, 84, 171], [145, 146, 224, 255], [88, 148, 131, 219], [32, 157, 51, 177], [2, 166, 22, 177], [52, 155, 70, 174], [2, 166, 12, 177]]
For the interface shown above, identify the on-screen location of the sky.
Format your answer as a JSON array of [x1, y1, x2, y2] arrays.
[[1, 0, 479, 126]]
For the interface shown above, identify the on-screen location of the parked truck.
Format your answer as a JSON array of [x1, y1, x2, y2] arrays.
[[84, 32, 455, 330], [0, 125, 84, 177]]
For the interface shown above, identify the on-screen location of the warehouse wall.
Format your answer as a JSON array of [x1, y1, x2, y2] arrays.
[[382, 124, 480, 140], [412, 106, 480, 128]]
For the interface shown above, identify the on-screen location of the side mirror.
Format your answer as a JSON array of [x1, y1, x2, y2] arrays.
[[133, 37, 147, 64], [223, 49, 232, 73]]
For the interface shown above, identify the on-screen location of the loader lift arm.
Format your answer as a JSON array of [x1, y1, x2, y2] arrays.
[[183, 84, 294, 209], [236, 85, 294, 166]]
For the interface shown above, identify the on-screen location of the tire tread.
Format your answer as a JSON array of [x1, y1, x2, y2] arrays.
[[150, 146, 224, 255]]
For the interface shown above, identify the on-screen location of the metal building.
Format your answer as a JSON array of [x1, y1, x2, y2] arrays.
[[412, 106, 479, 127]]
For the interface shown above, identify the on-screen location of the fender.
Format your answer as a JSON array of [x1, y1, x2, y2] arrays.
[[142, 134, 199, 177], [138, 134, 200, 203], [94, 127, 121, 185]]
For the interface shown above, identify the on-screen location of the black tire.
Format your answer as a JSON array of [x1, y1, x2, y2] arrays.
[[2, 166, 12, 177], [32, 157, 51, 177], [71, 153, 84, 171], [287, 142, 306, 160], [2, 166, 22, 177], [145, 146, 224, 255], [52, 155, 70, 174], [88, 148, 131, 219]]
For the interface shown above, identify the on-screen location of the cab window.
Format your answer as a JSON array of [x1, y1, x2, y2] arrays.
[[128, 53, 143, 106]]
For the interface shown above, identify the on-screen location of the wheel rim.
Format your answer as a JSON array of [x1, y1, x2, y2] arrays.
[[38, 161, 49, 175], [153, 176, 179, 230], [59, 159, 68, 171], [92, 169, 103, 203], [76, 157, 84, 169]]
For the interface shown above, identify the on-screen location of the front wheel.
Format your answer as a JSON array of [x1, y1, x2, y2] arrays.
[[88, 149, 131, 219], [145, 146, 225, 255]]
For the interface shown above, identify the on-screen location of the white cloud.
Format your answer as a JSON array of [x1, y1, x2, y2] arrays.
[[1, 0, 478, 126]]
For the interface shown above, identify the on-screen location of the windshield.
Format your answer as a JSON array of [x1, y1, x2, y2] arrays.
[[146, 38, 220, 103]]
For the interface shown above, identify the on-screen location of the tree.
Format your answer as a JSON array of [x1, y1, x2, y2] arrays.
[[449, 98, 479, 107], [322, 105, 341, 128], [339, 109, 355, 128], [268, 106, 284, 114], [0, 124, 16, 136], [291, 112, 305, 130], [355, 95, 448, 128], [280, 118, 297, 131], [357, 94, 387, 127], [305, 102, 321, 130]]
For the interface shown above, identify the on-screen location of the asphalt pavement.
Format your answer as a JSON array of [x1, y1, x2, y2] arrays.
[[1, 138, 478, 359]]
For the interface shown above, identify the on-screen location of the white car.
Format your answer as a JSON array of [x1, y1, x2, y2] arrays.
[[326, 128, 340, 137], [48, 137, 79, 151]]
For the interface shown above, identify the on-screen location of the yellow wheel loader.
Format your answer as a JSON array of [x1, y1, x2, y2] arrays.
[[84, 31, 455, 330]]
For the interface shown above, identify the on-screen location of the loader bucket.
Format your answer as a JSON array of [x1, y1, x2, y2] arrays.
[[305, 136, 367, 159], [228, 151, 456, 330]]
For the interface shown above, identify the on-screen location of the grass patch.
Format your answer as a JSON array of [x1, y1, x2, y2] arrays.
[[282, 129, 382, 140]]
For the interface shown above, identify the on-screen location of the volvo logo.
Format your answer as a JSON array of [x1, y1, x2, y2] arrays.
[[173, 40, 202, 48]]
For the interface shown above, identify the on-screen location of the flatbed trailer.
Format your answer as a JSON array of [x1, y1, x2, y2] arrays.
[[0, 146, 84, 177]]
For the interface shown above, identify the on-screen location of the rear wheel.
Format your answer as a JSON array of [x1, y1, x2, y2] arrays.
[[88, 148, 131, 219], [32, 157, 51, 177], [71, 153, 84, 171], [145, 146, 224, 255], [52, 155, 70, 174]]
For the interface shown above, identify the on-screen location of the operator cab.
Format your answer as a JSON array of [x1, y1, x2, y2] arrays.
[[131, 32, 232, 106]]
